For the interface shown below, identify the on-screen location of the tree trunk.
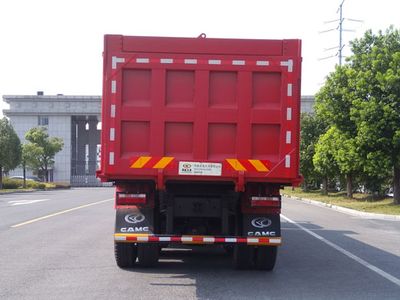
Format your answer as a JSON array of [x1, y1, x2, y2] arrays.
[[394, 166, 400, 205], [23, 163, 26, 189], [44, 163, 48, 182], [322, 177, 328, 195], [0, 166, 3, 189], [346, 174, 353, 199]]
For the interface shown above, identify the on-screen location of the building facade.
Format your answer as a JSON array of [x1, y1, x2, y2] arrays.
[[301, 95, 315, 114], [3, 93, 314, 186], [3, 93, 101, 185]]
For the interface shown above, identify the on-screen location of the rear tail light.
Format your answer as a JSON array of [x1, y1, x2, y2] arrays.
[[251, 196, 281, 207], [116, 193, 146, 205]]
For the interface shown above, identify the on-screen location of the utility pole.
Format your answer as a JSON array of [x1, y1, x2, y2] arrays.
[[338, 0, 345, 66], [319, 0, 362, 66]]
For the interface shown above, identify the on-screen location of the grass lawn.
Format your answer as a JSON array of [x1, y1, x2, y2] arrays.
[[281, 187, 400, 215]]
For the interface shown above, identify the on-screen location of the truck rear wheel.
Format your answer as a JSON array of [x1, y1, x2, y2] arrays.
[[233, 245, 254, 269], [255, 246, 277, 271], [137, 244, 159, 267], [114, 242, 137, 268]]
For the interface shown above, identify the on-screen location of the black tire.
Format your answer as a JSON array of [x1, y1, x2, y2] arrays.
[[233, 244, 254, 270], [114, 242, 137, 268], [255, 246, 277, 271], [137, 244, 159, 267]]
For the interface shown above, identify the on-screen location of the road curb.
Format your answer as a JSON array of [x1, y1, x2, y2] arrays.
[[0, 187, 71, 195], [0, 189, 38, 195], [283, 194, 400, 221]]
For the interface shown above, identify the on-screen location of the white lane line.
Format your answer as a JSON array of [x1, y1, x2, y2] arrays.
[[8, 199, 49, 206], [11, 198, 113, 228], [281, 227, 328, 231], [281, 214, 400, 288]]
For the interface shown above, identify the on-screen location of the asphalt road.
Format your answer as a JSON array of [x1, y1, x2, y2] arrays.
[[0, 188, 399, 299]]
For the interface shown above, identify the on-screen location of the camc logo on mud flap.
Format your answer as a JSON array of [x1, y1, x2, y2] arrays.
[[124, 213, 145, 224], [251, 217, 272, 229]]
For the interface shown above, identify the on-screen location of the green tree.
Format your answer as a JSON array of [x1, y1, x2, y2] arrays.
[[313, 128, 340, 195], [300, 113, 326, 191], [315, 65, 363, 198], [315, 65, 357, 133], [21, 143, 42, 188], [0, 118, 21, 189], [349, 27, 400, 204], [24, 127, 63, 182], [329, 127, 362, 198]]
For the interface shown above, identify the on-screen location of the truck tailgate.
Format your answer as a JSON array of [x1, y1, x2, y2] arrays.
[[98, 35, 302, 189]]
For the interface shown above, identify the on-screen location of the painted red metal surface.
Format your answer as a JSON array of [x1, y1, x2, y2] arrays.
[[97, 35, 302, 189]]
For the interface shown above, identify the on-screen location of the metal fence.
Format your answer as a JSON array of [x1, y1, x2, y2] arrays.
[[70, 175, 113, 187]]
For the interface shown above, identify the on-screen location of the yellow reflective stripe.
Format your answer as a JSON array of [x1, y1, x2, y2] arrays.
[[226, 159, 247, 171], [153, 157, 174, 169], [248, 159, 269, 172], [114, 233, 149, 237], [130, 156, 151, 168]]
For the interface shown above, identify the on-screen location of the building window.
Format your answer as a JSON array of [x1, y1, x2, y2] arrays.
[[38, 116, 49, 126]]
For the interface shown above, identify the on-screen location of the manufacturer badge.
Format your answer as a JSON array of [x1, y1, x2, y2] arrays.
[[124, 213, 145, 224], [251, 217, 272, 228]]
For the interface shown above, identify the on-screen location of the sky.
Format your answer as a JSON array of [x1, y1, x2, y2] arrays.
[[1, 0, 399, 117]]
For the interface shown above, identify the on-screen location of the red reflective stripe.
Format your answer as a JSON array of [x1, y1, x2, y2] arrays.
[[239, 160, 255, 172], [225, 159, 272, 172], [143, 157, 160, 168], [260, 160, 270, 169], [251, 200, 280, 207], [258, 238, 270, 244]]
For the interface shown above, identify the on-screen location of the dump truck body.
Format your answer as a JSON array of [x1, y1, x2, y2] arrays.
[[98, 34, 302, 270]]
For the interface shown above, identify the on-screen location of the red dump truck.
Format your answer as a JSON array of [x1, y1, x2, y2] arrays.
[[97, 34, 302, 270]]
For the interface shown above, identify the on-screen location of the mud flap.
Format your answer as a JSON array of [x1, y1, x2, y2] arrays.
[[115, 207, 154, 235], [243, 214, 281, 238]]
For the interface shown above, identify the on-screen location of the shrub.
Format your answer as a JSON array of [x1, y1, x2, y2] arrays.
[[2, 178, 22, 189], [26, 181, 46, 189], [52, 182, 71, 189]]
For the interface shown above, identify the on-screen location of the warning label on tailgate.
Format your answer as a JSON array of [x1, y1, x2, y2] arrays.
[[178, 161, 222, 176]]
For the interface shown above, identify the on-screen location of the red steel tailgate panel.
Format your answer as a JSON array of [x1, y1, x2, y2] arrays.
[[98, 35, 302, 188]]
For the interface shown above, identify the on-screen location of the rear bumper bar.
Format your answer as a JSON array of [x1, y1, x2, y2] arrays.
[[114, 234, 281, 246]]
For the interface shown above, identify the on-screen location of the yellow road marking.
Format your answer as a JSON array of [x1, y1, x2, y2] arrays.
[[11, 198, 113, 228]]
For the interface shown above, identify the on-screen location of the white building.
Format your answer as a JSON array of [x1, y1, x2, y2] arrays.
[[301, 95, 315, 114], [3, 92, 101, 185]]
